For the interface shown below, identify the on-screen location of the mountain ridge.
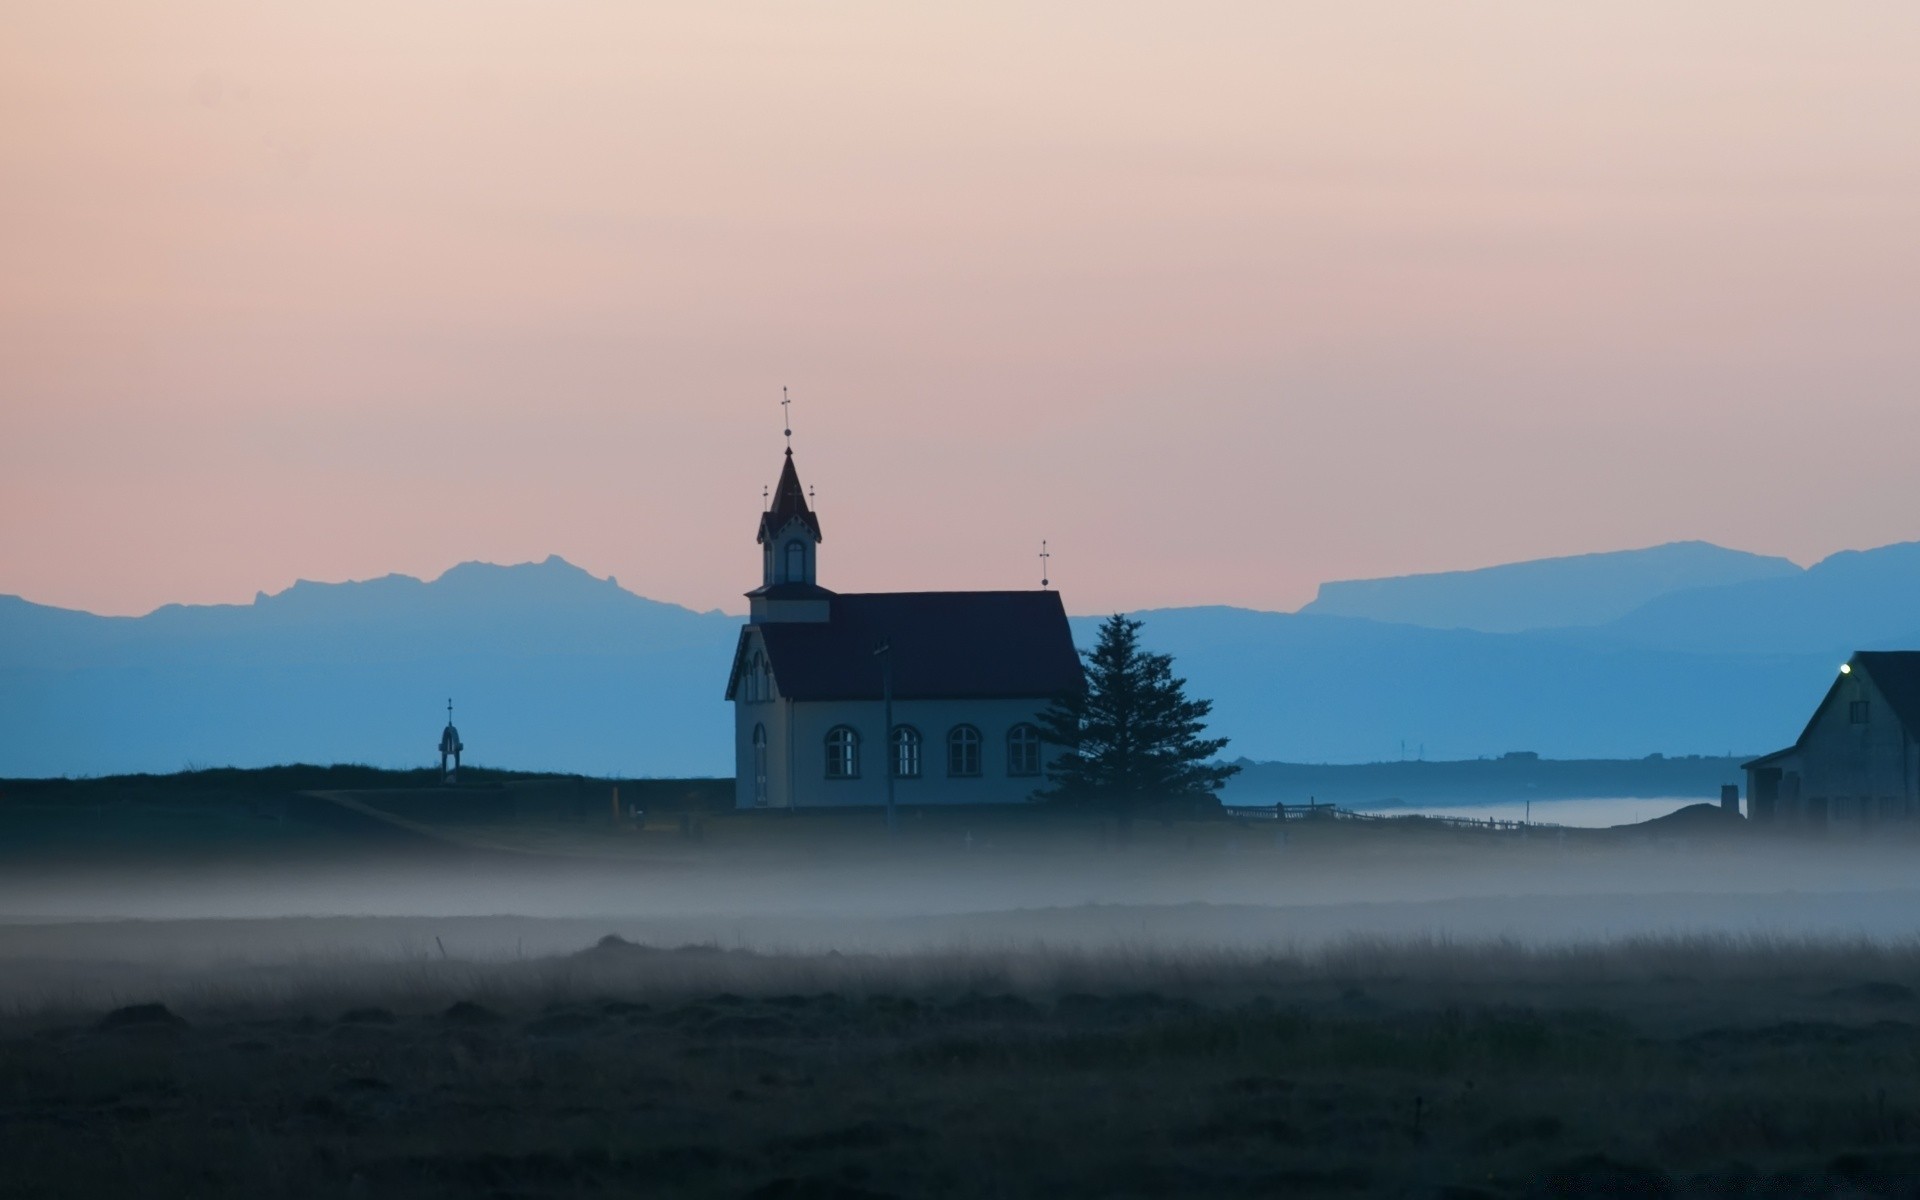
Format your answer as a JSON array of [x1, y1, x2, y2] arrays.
[[1300, 540, 1802, 633], [5, 541, 1917, 778]]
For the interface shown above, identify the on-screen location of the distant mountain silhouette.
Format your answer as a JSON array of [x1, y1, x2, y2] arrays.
[[1068, 608, 1828, 767], [1300, 541, 1800, 633], [0, 557, 739, 778], [1588, 541, 1920, 655], [5, 542, 1916, 778]]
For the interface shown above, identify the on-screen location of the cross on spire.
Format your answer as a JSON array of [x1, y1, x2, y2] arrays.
[[1040, 540, 1051, 589], [781, 386, 793, 455]]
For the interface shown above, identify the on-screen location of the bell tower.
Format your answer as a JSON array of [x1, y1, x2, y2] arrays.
[[761, 451, 820, 586], [747, 391, 829, 622]]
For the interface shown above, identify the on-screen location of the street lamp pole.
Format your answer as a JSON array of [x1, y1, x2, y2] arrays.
[[875, 638, 895, 835]]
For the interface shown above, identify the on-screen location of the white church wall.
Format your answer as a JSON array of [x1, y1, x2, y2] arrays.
[[784, 697, 1055, 808], [730, 630, 796, 809], [733, 697, 781, 809]]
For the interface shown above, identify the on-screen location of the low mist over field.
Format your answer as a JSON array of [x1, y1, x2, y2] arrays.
[[10, 798, 1920, 1198], [7, 833, 1920, 1009], [7, 777, 1920, 1007]]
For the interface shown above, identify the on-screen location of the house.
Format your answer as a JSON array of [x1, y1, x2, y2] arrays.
[[1744, 651, 1920, 828], [722, 444, 1084, 809]]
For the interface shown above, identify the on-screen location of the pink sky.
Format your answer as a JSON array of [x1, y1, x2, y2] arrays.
[[5, 3, 1920, 617]]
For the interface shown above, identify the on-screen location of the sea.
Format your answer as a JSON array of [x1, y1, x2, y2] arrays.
[[1341, 796, 1706, 828]]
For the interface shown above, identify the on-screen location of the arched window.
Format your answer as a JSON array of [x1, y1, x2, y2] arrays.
[[825, 725, 860, 779], [785, 539, 806, 582], [752, 724, 769, 806], [947, 724, 982, 777], [890, 725, 922, 779], [1007, 724, 1042, 777]]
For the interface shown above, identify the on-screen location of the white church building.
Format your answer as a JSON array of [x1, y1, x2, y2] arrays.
[[723, 444, 1083, 809]]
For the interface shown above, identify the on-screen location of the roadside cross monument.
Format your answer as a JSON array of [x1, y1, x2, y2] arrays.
[[438, 699, 464, 785]]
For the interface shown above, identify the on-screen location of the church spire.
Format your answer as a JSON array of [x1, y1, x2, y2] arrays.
[[757, 389, 824, 592], [760, 451, 822, 546]]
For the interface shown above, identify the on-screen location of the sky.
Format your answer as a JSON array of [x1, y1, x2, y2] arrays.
[[4, 3, 1920, 618]]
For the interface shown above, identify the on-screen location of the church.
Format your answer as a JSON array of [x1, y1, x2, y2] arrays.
[[723, 442, 1084, 809]]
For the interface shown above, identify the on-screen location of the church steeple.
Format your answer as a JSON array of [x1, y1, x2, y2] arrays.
[[760, 451, 821, 544], [756, 448, 825, 590], [747, 393, 831, 623]]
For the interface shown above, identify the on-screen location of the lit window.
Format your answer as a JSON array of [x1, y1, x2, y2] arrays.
[[947, 725, 982, 777], [825, 726, 860, 779], [891, 726, 922, 778], [1007, 724, 1042, 777]]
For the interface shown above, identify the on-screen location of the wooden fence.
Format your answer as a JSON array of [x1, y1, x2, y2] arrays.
[[1228, 803, 1566, 833]]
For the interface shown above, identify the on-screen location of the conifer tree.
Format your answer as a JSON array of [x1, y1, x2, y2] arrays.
[[1036, 614, 1238, 818]]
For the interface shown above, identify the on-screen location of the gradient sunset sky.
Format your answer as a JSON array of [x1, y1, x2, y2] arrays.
[[5, 3, 1919, 617]]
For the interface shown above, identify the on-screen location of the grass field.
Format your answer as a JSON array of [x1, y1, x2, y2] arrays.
[[9, 931, 1920, 1198], [9, 770, 1920, 1196]]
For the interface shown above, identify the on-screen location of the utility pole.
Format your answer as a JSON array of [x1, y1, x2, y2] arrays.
[[875, 638, 895, 835]]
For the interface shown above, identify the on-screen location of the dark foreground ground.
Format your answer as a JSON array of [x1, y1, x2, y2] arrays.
[[8, 770, 1920, 1197], [9, 933, 1920, 1199]]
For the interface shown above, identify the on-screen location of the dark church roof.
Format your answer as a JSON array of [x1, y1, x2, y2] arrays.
[[1744, 651, 1920, 769], [758, 452, 822, 545], [729, 591, 1083, 702]]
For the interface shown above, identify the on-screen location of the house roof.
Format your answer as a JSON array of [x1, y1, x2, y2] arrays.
[[1854, 651, 1920, 734], [758, 452, 822, 545], [1741, 650, 1920, 770], [727, 590, 1084, 702]]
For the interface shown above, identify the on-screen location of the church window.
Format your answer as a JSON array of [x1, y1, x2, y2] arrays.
[[785, 540, 806, 582], [891, 726, 922, 778], [825, 725, 860, 779], [1851, 700, 1870, 724], [752, 724, 769, 806], [1007, 724, 1042, 777], [947, 725, 982, 777]]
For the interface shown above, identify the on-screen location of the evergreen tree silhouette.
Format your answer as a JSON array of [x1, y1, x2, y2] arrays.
[[1037, 614, 1238, 823]]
